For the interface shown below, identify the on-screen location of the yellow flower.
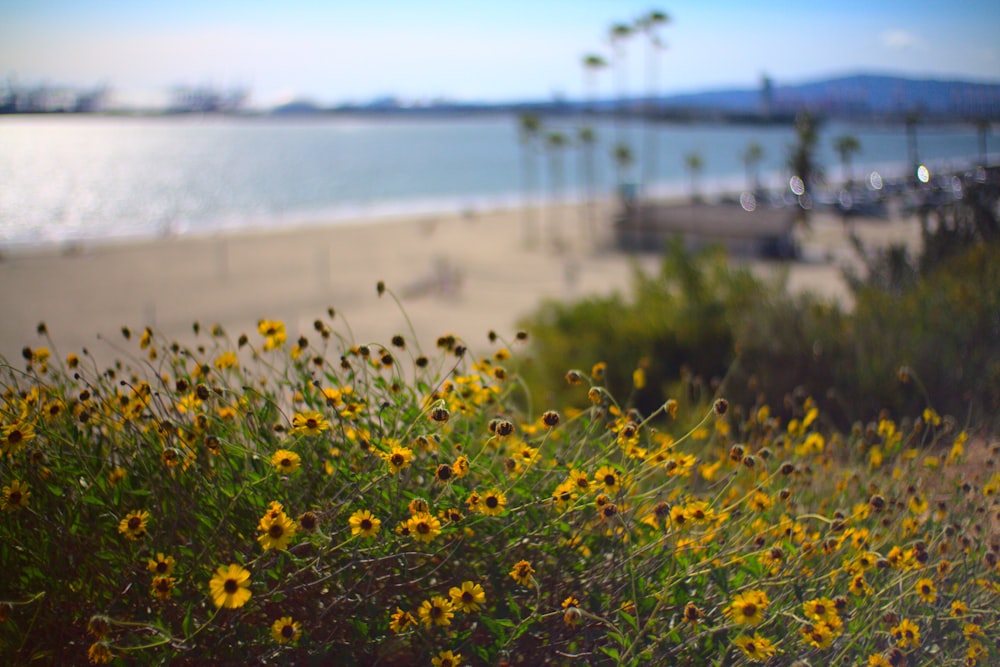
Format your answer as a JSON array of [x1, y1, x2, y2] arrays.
[[733, 633, 778, 662], [915, 577, 936, 604], [349, 509, 381, 538], [632, 367, 646, 390], [725, 590, 769, 626], [213, 351, 239, 370], [389, 607, 416, 633], [258, 319, 287, 350], [118, 510, 150, 540], [594, 465, 622, 494], [208, 563, 252, 609], [908, 494, 927, 515], [271, 616, 301, 644], [407, 497, 430, 515], [381, 444, 413, 474], [551, 480, 576, 508], [800, 621, 838, 649], [449, 581, 486, 613], [405, 512, 442, 544], [891, 618, 920, 649], [568, 469, 592, 494], [147, 553, 176, 576], [964, 622, 985, 640], [2, 479, 30, 512], [258, 510, 296, 551], [478, 489, 507, 516], [292, 411, 329, 436], [802, 597, 839, 625], [417, 595, 454, 628], [509, 560, 535, 586], [432, 650, 462, 667], [151, 575, 176, 600], [271, 449, 301, 474], [513, 443, 540, 468], [1, 422, 35, 456]]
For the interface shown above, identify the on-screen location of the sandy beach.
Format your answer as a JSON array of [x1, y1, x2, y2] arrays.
[[0, 201, 922, 365]]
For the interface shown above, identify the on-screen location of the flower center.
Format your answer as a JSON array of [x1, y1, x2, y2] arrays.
[[224, 579, 239, 594], [128, 517, 142, 529], [485, 496, 499, 508], [360, 519, 372, 530]]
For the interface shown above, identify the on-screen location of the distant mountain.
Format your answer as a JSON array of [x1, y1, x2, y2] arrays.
[[271, 99, 325, 115], [660, 73, 1000, 120], [320, 72, 1000, 123]]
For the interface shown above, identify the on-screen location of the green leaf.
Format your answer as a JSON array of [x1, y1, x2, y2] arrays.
[[599, 646, 621, 661]]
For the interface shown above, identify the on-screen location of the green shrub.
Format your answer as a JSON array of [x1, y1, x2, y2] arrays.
[[520, 235, 1000, 429], [1, 294, 998, 665]]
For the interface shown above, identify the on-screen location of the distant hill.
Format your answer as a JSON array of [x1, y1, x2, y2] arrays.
[[315, 72, 1000, 123], [659, 73, 1000, 120]]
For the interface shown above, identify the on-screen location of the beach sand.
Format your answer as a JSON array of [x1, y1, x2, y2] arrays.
[[0, 201, 922, 365]]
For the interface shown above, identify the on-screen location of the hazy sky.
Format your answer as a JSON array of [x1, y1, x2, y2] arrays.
[[2, 0, 999, 107]]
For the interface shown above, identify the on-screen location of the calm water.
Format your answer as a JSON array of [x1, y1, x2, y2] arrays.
[[0, 114, 988, 246]]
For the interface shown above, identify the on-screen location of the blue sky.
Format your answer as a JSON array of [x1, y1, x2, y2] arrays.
[[2, 0, 998, 107]]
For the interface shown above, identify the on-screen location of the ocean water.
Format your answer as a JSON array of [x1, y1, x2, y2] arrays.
[[0, 113, 988, 247]]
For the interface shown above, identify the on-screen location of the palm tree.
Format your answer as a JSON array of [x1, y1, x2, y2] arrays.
[[787, 111, 821, 223], [518, 112, 543, 246], [905, 111, 921, 177], [613, 142, 635, 202], [974, 117, 991, 167], [578, 126, 599, 244], [546, 131, 568, 246], [608, 23, 634, 147], [636, 10, 670, 198], [742, 141, 764, 193], [581, 54, 608, 117], [684, 152, 704, 203], [833, 135, 862, 187], [788, 111, 820, 189]]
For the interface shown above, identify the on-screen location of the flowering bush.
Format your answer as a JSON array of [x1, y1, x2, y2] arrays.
[[1, 290, 997, 665]]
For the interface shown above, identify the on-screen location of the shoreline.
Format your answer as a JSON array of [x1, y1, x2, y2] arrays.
[[0, 199, 921, 366], [2, 146, 980, 254]]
